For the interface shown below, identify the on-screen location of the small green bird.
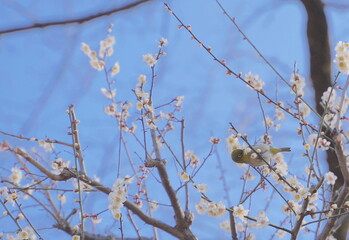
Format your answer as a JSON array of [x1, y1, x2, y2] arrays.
[[231, 144, 291, 167]]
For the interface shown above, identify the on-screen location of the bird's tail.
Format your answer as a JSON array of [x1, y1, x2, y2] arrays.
[[270, 146, 291, 154], [279, 147, 291, 152]]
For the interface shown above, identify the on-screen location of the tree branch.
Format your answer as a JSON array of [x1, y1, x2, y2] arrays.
[[9, 147, 188, 239], [0, 0, 151, 35]]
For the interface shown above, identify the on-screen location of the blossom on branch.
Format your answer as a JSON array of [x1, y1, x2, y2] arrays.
[[334, 41, 349, 74]]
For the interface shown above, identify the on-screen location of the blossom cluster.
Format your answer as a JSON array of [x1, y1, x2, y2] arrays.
[[2, 226, 36, 240], [321, 86, 349, 129], [334, 41, 349, 74], [184, 150, 200, 167], [81, 27, 116, 71], [0, 186, 19, 205], [245, 72, 265, 92], [108, 176, 133, 220], [9, 167, 23, 185], [308, 133, 331, 150], [195, 198, 226, 218], [52, 157, 70, 173], [233, 204, 249, 223], [38, 139, 55, 152], [290, 73, 306, 97]]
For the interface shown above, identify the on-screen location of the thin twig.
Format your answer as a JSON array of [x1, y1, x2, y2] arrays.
[[180, 119, 190, 212], [0, 130, 73, 147], [0, 199, 22, 231], [164, 3, 320, 133], [15, 200, 44, 240], [68, 105, 85, 239]]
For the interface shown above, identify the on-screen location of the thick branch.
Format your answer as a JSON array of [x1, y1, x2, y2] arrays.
[[299, 0, 343, 185], [291, 178, 324, 240], [0, 0, 151, 35], [10, 147, 187, 239]]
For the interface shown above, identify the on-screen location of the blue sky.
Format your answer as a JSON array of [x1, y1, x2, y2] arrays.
[[1, 0, 349, 239]]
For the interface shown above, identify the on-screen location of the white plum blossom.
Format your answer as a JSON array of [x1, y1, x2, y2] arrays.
[[195, 199, 226, 217], [185, 150, 200, 167], [219, 220, 231, 232], [290, 73, 306, 96], [101, 88, 116, 100], [321, 86, 349, 129], [206, 201, 226, 218], [142, 54, 157, 67], [334, 41, 349, 74], [81, 34, 115, 71], [108, 176, 133, 220], [226, 134, 241, 153], [111, 62, 120, 76], [325, 171, 337, 185], [308, 133, 331, 150], [256, 211, 270, 228], [195, 198, 207, 215], [9, 167, 23, 185], [194, 183, 207, 193], [245, 72, 265, 91], [38, 140, 54, 152], [299, 102, 311, 118], [178, 172, 190, 182], [233, 204, 249, 222]]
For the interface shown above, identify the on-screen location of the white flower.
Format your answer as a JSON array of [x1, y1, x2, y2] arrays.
[[101, 88, 116, 99], [38, 140, 54, 152], [159, 37, 168, 46], [150, 201, 159, 211], [195, 199, 206, 214], [81, 42, 91, 56], [72, 235, 81, 240], [256, 211, 269, 228], [226, 134, 241, 153], [91, 215, 102, 224], [178, 172, 189, 182], [275, 109, 285, 121], [175, 96, 185, 107], [325, 171, 337, 185], [111, 62, 120, 76], [282, 200, 299, 216], [108, 176, 132, 220], [299, 102, 311, 118], [0, 187, 8, 197], [104, 103, 117, 116], [245, 72, 265, 91], [244, 169, 255, 181], [195, 184, 207, 193], [334, 41, 349, 74], [290, 73, 306, 96], [206, 201, 226, 218], [219, 220, 231, 232], [137, 74, 147, 86], [233, 204, 249, 222], [9, 168, 23, 185], [17, 227, 35, 240], [263, 116, 274, 127], [276, 230, 286, 238], [308, 133, 330, 150], [142, 54, 157, 67], [57, 194, 66, 204]]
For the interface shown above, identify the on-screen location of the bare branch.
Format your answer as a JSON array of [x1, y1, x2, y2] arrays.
[[0, 0, 151, 35], [9, 147, 190, 239]]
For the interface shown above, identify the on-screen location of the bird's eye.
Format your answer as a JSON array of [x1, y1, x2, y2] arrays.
[[238, 153, 242, 158]]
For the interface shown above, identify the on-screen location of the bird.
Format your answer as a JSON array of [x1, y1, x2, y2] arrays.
[[231, 144, 291, 167]]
